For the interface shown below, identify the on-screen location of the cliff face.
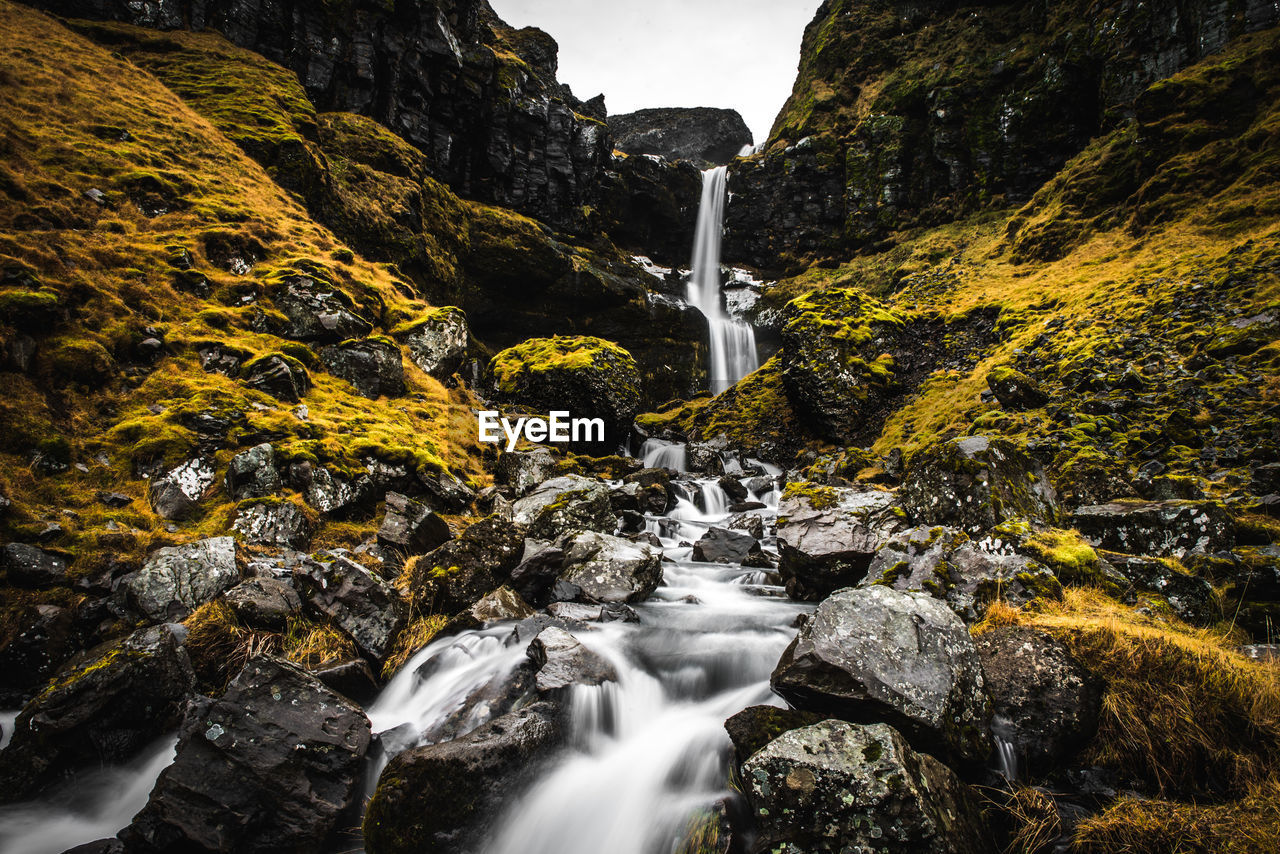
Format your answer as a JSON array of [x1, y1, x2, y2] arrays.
[[609, 107, 754, 169], [725, 0, 1280, 271], [28, 0, 610, 233]]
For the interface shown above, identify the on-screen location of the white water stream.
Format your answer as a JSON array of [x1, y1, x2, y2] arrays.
[[689, 164, 759, 395]]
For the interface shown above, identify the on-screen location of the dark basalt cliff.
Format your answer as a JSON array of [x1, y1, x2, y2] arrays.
[[610, 107, 754, 169], [724, 0, 1280, 272]]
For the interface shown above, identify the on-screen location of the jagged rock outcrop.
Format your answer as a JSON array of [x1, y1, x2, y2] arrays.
[[609, 107, 753, 169]]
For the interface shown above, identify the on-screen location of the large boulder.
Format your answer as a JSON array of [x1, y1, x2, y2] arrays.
[[495, 447, 562, 497], [406, 513, 527, 614], [321, 337, 406, 398], [147, 456, 216, 521], [1072, 500, 1235, 557], [608, 107, 753, 168], [396, 306, 469, 380], [363, 703, 564, 854], [986, 366, 1048, 410], [771, 585, 992, 762], [526, 626, 618, 693], [293, 554, 407, 664], [241, 353, 311, 402], [378, 491, 452, 556], [0, 603, 76, 706], [0, 624, 195, 800], [120, 656, 370, 853], [224, 442, 280, 500], [223, 576, 302, 631], [900, 436, 1059, 533], [441, 585, 536, 634], [273, 274, 373, 343], [723, 704, 827, 767], [232, 500, 313, 550], [974, 627, 1103, 780], [125, 536, 240, 622], [489, 336, 641, 455], [512, 475, 615, 541], [776, 483, 907, 601], [861, 527, 1062, 623], [741, 720, 993, 854], [692, 526, 763, 565], [557, 530, 663, 604], [1, 542, 69, 588]]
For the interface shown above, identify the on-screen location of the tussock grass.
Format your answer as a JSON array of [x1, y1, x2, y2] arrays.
[[282, 617, 357, 670], [381, 613, 448, 679], [182, 598, 281, 692]]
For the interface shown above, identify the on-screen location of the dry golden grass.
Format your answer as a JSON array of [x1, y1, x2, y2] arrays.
[[182, 598, 281, 692], [980, 785, 1061, 854], [381, 613, 449, 679], [282, 617, 357, 670]]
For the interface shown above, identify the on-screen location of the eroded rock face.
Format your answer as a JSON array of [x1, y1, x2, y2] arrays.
[[901, 436, 1059, 533], [975, 627, 1103, 780], [741, 720, 993, 854], [771, 585, 992, 762], [126, 537, 240, 622], [397, 306, 469, 379], [557, 531, 663, 604], [364, 703, 564, 854], [861, 526, 1062, 623], [776, 484, 907, 601], [293, 554, 407, 664], [0, 624, 195, 801], [513, 475, 615, 541], [1072, 499, 1234, 557], [121, 656, 370, 853], [609, 107, 753, 168]]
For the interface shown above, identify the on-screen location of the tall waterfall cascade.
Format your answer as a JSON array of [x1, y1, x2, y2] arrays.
[[689, 164, 759, 395]]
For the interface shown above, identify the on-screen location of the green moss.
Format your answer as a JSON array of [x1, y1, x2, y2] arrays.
[[490, 335, 637, 397], [1023, 529, 1111, 587], [781, 481, 840, 511]]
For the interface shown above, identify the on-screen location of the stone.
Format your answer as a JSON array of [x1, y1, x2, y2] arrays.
[[273, 274, 373, 343], [1099, 550, 1220, 624], [120, 656, 370, 853], [232, 500, 313, 550], [147, 457, 216, 521], [397, 306, 469, 379], [513, 475, 615, 541], [224, 442, 280, 500], [545, 601, 639, 624], [609, 107, 753, 168], [0, 603, 76, 706], [0, 624, 195, 801], [508, 545, 568, 608], [223, 576, 302, 631], [293, 554, 408, 664], [442, 585, 536, 634], [496, 447, 562, 497], [126, 537, 240, 622], [557, 530, 663, 604], [406, 513, 527, 614], [313, 658, 381, 706], [526, 626, 618, 693], [378, 491, 452, 557], [986, 366, 1049, 410], [2, 542, 69, 588], [900, 436, 1060, 534], [861, 527, 1063, 623], [321, 337, 406, 398], [692, 526, 762, 565], [771, 585, 992, 762], [723, 704, 827, 767], [364, 703, 564, 854], [741, 721, 992, 854], [241, 354, 311, 402], [776, 484, 907, 600], [1072, 500, 1235, 558], [975, 627, 1103, 780], [287, 460, 375, 517]]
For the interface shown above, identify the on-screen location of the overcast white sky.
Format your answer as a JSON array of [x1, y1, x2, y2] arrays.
[[487, 0, 819, 143]]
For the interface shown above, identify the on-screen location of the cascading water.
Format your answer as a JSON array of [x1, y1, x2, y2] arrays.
[[689, 165, 759, 395]]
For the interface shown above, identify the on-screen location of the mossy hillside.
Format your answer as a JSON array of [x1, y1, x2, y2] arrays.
[[0, 2, 487, 594]]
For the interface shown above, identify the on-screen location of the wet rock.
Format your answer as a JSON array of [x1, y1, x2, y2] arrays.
[[901, 436, 1059, 533], [223, 576, 302, 631], [861, 527, 1062, 623], [527, 626, 618, 692], [557, 530, 663, 604], [378, 491, 452, 557], [120, 656, 370, 853], [313, 658, 380, 706], [293, 554, 407, 664], [508, 545, 568, 607], [741, 720, 992, 854], [685, 442, 725, 475], [0, 624, 195, 801], [771, 585, 992, 762], [723, 704, 827, 767], [609, 107, 753, 168], [274, 275, 373, 343], [397, 306, 469, 379], [241, 354, 311, 402], [364, 703, 564, 854], [545, 601, 640, 623], [442, 585, 536, 634], [2, 542, 69, 588], [406, 513, 527, 614], [692, 526, 763, 565], [513, 475, 615, 541], [321, 337, 406, 398], [147, 457, 216, 521], [0, 603, 75, 706], [975, 627, 1103, 779], [1072, 500, 1235, 558], [125, 537, 240, 622], [776, 484, 907, 601], [224, 442, 280, 500], [496, 447, 562, 497], [232, 500, 313, 550], [1099, 550, 1219, 624], [986, 366, 1048, 410]]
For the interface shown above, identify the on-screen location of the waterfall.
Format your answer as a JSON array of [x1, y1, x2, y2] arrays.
[[689, 166, 759, 394]]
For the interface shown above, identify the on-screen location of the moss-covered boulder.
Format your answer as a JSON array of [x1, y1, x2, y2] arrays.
[[490, 336, 641, 455], [723, 704, 827, 767], [986, 365, 1048, 410], [394, 306, 470, 380], [1072, 499, 1235, 558], [900, 436, 1060, 534], [404, 513, 527, 614]]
